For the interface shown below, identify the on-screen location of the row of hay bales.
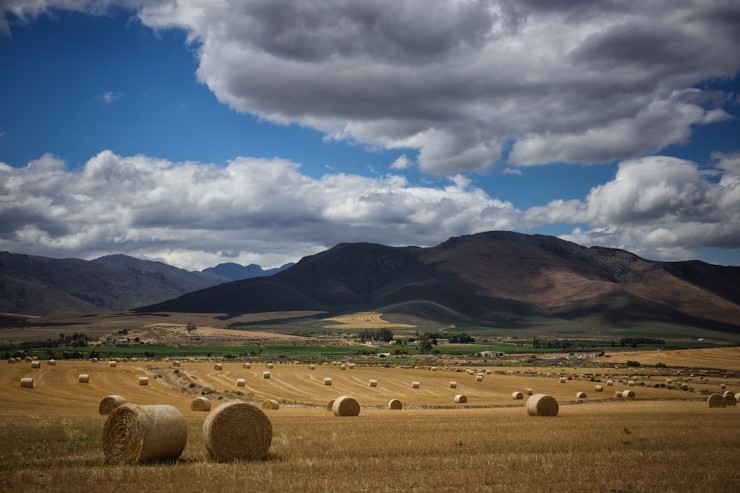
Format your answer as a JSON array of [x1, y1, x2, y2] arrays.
[[707, 392, 737, 408], [18, 374, 151, 388]]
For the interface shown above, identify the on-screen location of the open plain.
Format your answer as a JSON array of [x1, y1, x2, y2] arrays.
[[1, 348, 739, 492]]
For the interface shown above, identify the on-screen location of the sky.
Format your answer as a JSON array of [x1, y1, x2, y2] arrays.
[[0, 0, 739, 271]]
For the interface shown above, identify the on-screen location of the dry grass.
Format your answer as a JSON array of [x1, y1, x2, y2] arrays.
[[1, 352, 739, 491]]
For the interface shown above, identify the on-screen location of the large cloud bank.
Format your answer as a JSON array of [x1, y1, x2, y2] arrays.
[[1, 151, 738, 269], [3, 0, 740, 174]]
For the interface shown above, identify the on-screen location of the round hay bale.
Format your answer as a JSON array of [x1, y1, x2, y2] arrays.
[[325, 399, 335, 411], [708, 393, 726, 408], [20, 377, 33, 388], [525, 388, 533, 396], [47, 359, 56, 366], [512, 391, 524, 400], [614, 390, 623, 398], [720, 383, 726, 390], [449, 381, 457, 389], [332, 396, 360, 417], [722, 391, 734, 398], [266, 363, 274, 369], [236, 378, 246, 387], [622, 390, 636, 399], [91, 358, 98, 363], [559, 378, 566, 383], [308, 364, 315, 370], [79, 374, 89, 383], [606, 380, 614, 386], [594, 385, 603, 392], [202, 401, 272, 461], [454, 394, 467, 404], [99, 395, 128, 415], [103, 404, 187, 464], [31, 361, 41, 369], [369, 379, 378, 387], [725, 393, 737, 407], [25, 356, 32, 362], [8, 358, 16, 364], [191, 397, 211, 412], [476, 375, 484, 382], [576, 392, 587, 399], [109, 361, 117, 368], [172, 361, 181, 367], [242, 363, 251, 369], [262, 371, 271, 379], [526, 394, 559, 417], [138, 376, 149, 386], [388, 399, 403, 410], [323, 378, 332, 385], [261, 399, 279, 410], [411, 381, 420, 389], [214, 364, 223, 370], [627, 380, 635, 386]]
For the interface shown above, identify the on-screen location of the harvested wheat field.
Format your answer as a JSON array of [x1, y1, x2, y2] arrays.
[[1, 354, 739, 492]]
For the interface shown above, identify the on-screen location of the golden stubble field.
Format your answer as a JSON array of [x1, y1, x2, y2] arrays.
[[1, 349, 739, 492]]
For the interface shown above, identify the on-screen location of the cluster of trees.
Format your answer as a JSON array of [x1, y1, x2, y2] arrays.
[[358, 328, 394, 343], [618, 337, 665, 347], [448, 333, 475, 343], [532, 337, 572, 349]]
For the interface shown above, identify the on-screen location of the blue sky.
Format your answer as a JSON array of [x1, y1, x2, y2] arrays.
[[1, 1, 739, 270]]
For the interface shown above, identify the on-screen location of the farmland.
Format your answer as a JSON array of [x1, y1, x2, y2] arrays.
[[2, 349, 739, 492]]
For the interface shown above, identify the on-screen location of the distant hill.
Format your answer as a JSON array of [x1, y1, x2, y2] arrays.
[[137, 231, 740, 334], [0, 252, 230, 315], [202, 262, 294, 281]]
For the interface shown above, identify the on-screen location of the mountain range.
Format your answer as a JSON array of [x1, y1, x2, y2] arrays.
[[0, 252, 290, 315], [137, 231, 740, 334]]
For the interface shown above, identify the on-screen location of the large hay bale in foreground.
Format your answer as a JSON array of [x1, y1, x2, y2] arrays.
[[332, 396, 360, 417], [103, 404, 187, 464], [191, 397, 211, 412], [512, 391, 524, 400], [388, 399, 402, 410], [138, 377, 149, 386], [454, 394, 467, 404], [526, 394, 559, 417], [79, 374, 90, 384], [99, 395, 128, 415], [20, 377, 33, 388], [708, 393, 726, 408], [202, 401, 272, 461]]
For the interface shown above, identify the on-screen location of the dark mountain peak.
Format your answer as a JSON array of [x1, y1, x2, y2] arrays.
[[203, 262, 294, 281]]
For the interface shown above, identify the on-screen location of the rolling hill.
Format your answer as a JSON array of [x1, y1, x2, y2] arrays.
[[137, 231, 740, 333]]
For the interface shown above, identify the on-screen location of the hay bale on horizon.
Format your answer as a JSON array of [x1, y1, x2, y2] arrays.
[[512, 391, 524, 400], [308, 364, 315, 370], [79, 374, 89, 383], [449, 381, 457, 388], [332, 396, 360, 416], [454, 394, 467, 404], [47, 359, 56, 366], [172, 361, 181, 367], [576, 392, 587, 399], [109, 361, 117, 368], [242, 363, 250, 369], [99, 395, 128, 415], [526, 394, 559, 417], [191, 397, 211, 412], [236, 378, 246, 387], [267, 363, 274, 369], [708, 393, 726, 408], [388, 399, 402, 410], [411, 381, 421, 389], [8, 358, 16, 364], [20, 377, 33, 388], [622, 390, 636, 399], [261, 399, 279, 410], [214, 364, 223, 370], [324, 377, 332, 385], [138, 376, 149, 386], [103, 404, 187, 464], [369, 379, 378, 387], [202, 401, 272, 461]]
